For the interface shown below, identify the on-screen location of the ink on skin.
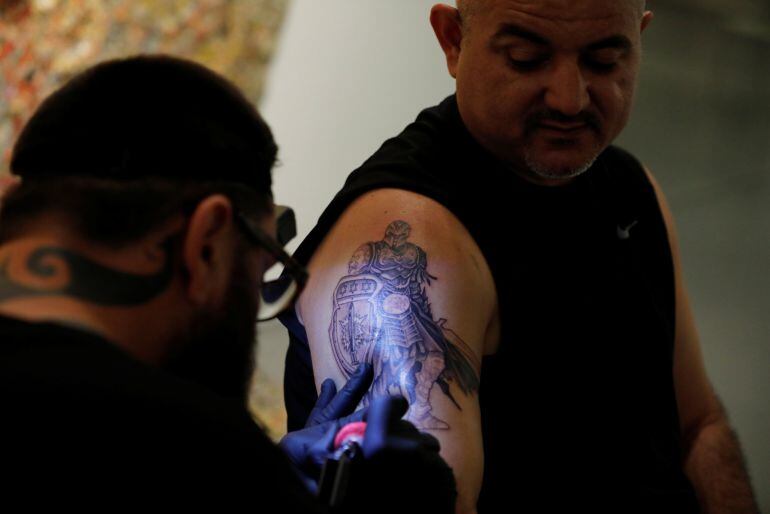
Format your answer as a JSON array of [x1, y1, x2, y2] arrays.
[[0, 239, 174, 306], [329, 220, 480, 430]]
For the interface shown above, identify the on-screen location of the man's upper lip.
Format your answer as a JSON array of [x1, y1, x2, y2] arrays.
[[539, 121, 589, 131]]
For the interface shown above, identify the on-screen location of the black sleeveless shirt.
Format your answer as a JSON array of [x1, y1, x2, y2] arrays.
[[280, 96, 699, 512]]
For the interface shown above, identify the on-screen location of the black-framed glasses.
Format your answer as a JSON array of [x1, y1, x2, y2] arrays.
[[233, 205, 308, 322]]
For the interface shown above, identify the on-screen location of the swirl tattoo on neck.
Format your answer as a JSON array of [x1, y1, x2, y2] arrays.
[[0, 239, 175, 306]]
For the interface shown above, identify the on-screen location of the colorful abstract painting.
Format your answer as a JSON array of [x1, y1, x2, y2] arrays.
[[0, 0, 289, 172]]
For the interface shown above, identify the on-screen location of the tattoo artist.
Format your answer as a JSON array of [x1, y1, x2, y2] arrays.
[[0, 56, 455, 512]]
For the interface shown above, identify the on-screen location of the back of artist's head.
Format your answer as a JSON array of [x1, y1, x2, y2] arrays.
[[1, 55, 279, 399], [4, 54, 275, 244]]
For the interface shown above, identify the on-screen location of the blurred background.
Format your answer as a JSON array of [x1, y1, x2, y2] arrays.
[[1, 0, 768, 509]]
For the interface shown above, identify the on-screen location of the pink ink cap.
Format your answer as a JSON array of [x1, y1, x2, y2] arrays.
[[334, 421, 367, 450]]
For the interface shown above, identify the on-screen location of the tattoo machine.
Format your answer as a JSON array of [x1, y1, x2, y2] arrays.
[[317, 421, 367, 509]]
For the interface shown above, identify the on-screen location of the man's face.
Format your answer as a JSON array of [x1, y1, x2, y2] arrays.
[[164, 212, 276, 401], [454, 0, 650, 184]]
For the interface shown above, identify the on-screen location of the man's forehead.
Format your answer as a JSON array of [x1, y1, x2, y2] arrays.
[[461, 0, 645, 23]]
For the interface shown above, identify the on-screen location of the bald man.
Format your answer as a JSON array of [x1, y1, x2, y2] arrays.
[[280, 1, 759, 512]]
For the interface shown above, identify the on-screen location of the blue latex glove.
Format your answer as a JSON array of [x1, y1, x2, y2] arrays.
[[279, 363, 373, 488], [305, 363, 373, 428]]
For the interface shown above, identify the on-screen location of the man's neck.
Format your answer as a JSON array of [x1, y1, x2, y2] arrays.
[[0, 235, 181, 364]]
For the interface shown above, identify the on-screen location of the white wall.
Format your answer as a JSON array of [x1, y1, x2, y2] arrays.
[[252, 0, 454, 438], [259, 0, 455, 250]]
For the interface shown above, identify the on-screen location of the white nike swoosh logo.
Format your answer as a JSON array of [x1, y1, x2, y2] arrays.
[[617, 220, 639, 240]]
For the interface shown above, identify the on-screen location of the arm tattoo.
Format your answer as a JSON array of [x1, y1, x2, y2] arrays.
[[329, 220, 480, 430], [0, 240, 174, 306]]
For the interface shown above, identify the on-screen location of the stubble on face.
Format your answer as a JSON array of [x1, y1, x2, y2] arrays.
[[520, 106, 606, 180], [523, 144, 600, 181], [164, 249, 259, 401]]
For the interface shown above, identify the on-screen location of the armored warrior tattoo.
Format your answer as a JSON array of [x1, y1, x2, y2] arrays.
[[329, 220, 480, 430]]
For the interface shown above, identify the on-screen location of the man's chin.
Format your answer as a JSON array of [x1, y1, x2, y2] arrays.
[[523, 148, 601, 183]]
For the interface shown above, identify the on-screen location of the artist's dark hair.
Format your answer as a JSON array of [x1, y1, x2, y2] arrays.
[[1, 55, 276, 246]]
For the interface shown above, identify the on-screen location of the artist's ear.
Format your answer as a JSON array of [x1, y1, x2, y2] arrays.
[[182, 194, 235, 306], [430, 4, 464, 79]]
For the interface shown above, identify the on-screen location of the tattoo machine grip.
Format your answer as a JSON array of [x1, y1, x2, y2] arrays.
[[318, 422, 367, 510], [334, 421, 367, 450]]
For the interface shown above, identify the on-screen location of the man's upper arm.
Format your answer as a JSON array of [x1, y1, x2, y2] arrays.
[[297, 188, 497, 513], [644, 168, 724, 449]]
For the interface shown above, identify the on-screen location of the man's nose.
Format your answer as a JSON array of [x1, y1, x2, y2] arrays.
[[543, 58, 590, 117]]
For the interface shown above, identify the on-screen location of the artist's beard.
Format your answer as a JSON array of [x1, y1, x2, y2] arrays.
[[164, 256, 258, 404]]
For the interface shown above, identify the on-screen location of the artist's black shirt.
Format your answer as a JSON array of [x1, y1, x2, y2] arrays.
[[0, 314, 322, 512], [281, 95, 699, 512]]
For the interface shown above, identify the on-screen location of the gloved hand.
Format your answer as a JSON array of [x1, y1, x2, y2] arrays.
[[337, 396, 457, 514], [279, 363, 373, 488], [362, 395, 441, 457], [305, 363, 373, 428]]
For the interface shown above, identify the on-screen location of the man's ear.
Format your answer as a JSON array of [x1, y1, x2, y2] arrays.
[[182, 194, 235, 306], [641, 10, 654, 32], [0, 175, 21, 201], [430, 4, 464, 79]]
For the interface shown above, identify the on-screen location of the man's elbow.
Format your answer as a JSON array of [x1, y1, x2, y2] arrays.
[[679, 389, 727, 460]]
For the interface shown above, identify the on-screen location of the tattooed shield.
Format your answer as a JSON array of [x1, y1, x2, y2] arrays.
[[330, 273, 383, 378]]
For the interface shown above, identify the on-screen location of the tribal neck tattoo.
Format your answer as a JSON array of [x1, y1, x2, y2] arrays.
[[0, 239, 175, 306], [329, 220, 480, 430]]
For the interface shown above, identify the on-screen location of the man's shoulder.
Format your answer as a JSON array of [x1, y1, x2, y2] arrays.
[[0, 317, 296, 491], [598, 145, 643, 171], [0, 317, 262, 441], [353, 95, 467, 176], [291, 97, 468, 267]]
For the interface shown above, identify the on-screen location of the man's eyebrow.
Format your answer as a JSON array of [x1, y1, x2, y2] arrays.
[[585, 35, 632, 52], [492, 23, 549, 46], [492, 25, 633, 53]]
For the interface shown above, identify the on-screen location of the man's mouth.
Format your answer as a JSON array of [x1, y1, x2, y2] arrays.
[[537, 122, 590, 134]]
